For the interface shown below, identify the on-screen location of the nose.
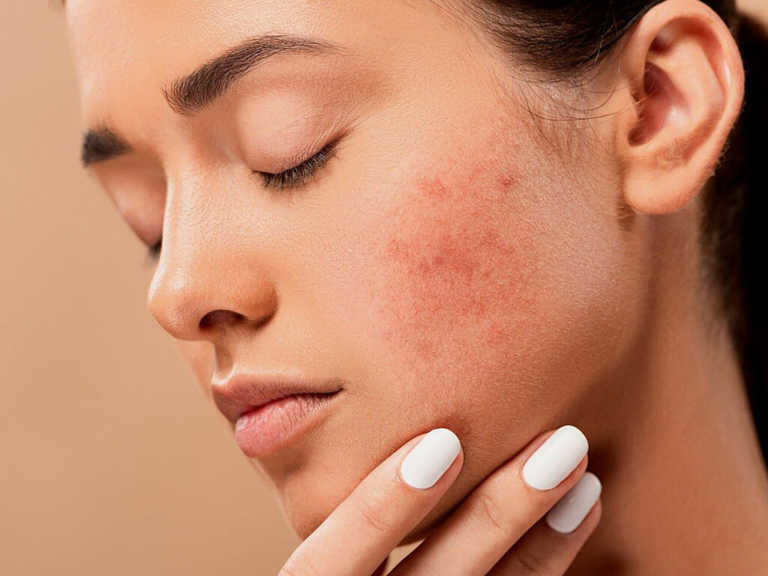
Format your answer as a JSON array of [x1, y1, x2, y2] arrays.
[[146, 167, 278, 344]]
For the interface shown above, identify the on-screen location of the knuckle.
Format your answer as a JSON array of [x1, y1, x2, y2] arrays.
[[477, 490, 513, 536], [357, 490, 395, 535], [509, 547, 552, 575]]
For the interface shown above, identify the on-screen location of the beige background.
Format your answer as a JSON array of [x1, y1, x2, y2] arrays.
[[2, 2, 766, 574]]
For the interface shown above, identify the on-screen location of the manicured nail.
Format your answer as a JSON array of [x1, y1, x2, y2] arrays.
[[546, 472, 602, 533], [400, 428, 461, 489], [522, 425, 588, 490]]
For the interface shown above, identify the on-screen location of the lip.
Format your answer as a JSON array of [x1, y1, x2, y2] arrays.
[[211, 371, 344, 456], [233, 391, 342, 457]]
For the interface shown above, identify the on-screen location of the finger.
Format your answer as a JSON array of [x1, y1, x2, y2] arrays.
[[372, 558, 389, 576], [279, 428, 464, 576], [388, 425, 589, 576], [488, 474, 602, 575]]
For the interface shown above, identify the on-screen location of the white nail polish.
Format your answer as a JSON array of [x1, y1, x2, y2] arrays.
[[546, 472, 602, 534], [400, 428, 461, 489], [522, 425, 588, 490]]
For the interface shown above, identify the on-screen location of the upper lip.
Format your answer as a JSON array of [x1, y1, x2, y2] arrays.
[[211, 371, 344, 424]]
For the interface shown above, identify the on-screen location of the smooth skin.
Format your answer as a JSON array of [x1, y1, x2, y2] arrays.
[[65, 0, 768, 574]]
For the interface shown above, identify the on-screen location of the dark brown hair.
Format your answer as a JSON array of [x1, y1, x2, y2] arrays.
[[466, 0, 768, 464]]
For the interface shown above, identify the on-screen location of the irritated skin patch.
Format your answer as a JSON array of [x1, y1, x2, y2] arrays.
[[372, 161, 540, 367]]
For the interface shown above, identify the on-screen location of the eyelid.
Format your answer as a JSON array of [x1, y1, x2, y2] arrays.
[[256, 137, 340, 190], [269, 132, 330, 173], [145, 133, 343, 265]]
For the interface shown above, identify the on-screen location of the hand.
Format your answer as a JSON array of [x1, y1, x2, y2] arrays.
[[279, 425, 602, 576]]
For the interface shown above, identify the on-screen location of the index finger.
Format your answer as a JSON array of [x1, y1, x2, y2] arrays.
[[279, 428, 464, 576]]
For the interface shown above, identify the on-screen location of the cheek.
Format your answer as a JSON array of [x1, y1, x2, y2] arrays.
[[369, 161, 543, 371]]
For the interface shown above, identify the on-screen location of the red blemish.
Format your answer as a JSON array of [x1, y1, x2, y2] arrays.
[[372, 164, 536, 367], [498, 171, 517, 189], [418, 176, 450, 200]]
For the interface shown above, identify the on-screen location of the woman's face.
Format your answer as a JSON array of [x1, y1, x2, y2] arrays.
[[67, 0, 636, 541]]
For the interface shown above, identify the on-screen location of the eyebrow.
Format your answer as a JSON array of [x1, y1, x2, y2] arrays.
[[80, 33, 342, 168]]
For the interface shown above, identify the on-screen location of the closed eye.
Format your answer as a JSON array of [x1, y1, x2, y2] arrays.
[[255, 139, 339, 191], [144, 138, 341, 265]]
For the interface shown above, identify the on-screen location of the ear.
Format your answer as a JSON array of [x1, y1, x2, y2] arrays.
[[614, 0, 745, 214]]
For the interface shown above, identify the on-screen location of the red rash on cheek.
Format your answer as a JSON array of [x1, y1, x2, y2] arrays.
[[372, 165, 539, 366]]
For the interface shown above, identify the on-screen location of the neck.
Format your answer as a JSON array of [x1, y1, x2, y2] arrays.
[[569, 207, 768, 575]]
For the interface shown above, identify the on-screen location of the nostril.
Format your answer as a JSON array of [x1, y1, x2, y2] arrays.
[[199, 309, 275, 331], [199, 309, 245, 330]]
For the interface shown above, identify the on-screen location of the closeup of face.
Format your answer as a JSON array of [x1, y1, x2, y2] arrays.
[[66, 0, 640, 542]]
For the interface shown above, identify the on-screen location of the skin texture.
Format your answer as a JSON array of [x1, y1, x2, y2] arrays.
[[66, 0, 768, 573]]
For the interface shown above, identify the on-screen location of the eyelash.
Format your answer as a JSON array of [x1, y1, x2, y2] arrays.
[[145, 140, 339, 263], [256, 140, 338, 190]]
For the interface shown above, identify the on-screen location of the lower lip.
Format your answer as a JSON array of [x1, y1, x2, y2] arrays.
[[234, 391, 341, 457]]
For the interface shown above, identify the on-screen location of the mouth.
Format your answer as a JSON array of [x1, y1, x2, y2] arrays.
[[211, 372, 345, 457], [233, 390, 342, 457]]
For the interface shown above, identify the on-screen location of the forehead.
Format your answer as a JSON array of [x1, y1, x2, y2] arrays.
[[64, 2, 319, 129], [64, 1, 460, 128]]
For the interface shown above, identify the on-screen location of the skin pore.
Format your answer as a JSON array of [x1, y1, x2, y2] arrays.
[[66, 0, 768, 574]]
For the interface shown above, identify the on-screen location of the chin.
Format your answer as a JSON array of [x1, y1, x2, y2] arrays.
[[267, 419, 472, 544], [276, 488, 331, 540], [277, 477, 458, 548], [275, 469, 358, 541]]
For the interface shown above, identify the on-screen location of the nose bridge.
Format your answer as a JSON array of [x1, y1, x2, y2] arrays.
[[146, 163, 277, 342]]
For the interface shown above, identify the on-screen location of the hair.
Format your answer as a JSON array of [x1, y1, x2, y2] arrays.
[[463, 0, 768, 465]]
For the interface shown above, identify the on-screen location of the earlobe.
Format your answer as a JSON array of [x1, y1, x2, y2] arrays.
[[614, 0, 745, 215]]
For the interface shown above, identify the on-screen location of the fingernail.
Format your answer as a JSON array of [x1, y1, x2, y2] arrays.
[[400, 428, 461, 489], [522, 425, 588, 490], [546, 472, 602, 533]]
